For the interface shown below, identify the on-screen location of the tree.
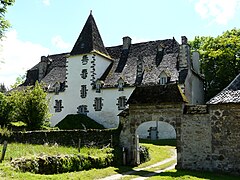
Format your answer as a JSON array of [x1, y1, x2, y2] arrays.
[[189, 28, 240, 100], [0, 92, 11, 126], [10, 74, 26, 89], [0, 82, 50, 130], [12, 82, 50, 130], [0, 0, 15, 38]]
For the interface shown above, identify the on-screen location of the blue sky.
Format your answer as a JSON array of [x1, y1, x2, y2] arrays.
[[1, 0, 240, 87]]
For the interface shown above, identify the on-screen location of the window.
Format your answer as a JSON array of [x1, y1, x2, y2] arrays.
[[93, 97, 103, 111], [81, 69, 88, 79], [77, 105, 89, 115], [95, 79, 102, 93], [54, 82, 60, 94], [54, 100, 63, 112], [80, 85, 87, 98], [117, 77, 125, 91], [117, 96, 127, 110], [160, 77, 167, 85], [81, 55, 89, 65]]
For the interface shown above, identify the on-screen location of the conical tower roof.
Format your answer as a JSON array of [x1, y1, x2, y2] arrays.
[[70, 13, 109, 56]]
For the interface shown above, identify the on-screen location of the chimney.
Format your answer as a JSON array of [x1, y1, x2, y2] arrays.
[[179, 36, 190, 70], [122, 36, 132, 50], [181, 36, 188, 45], [39, 56, 49, 81]]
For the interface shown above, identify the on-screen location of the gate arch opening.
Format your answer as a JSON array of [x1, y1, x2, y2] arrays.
[[136, 121, 176, 140]]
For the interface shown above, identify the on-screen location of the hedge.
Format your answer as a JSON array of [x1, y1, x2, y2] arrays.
[[11, 151, 114, 174]]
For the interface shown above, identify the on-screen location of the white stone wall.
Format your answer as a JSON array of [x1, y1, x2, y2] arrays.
[[48, 53, 135, 128]]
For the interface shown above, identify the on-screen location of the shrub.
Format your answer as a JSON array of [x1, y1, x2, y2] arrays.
[[55, 114, 105, 130], [11, 151, 114, 174], [139, 145, 150, 163]]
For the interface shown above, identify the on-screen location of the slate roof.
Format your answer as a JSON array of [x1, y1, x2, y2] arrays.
[[207, 74, 240, 104], [22, 14, 194, 92], [22, 53, 68, 89], [103, 39, 179, 87], [70, 13, 109, 56], [127, 84, 188, 104]]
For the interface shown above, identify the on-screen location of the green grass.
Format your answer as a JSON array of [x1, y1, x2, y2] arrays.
[[1, 143, 108, 161], [136, 141, 175, 169], [0, 140, 239, 179], [149, 169, 240, 180]]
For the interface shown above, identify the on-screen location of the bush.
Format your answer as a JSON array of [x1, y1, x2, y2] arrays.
[[139, 145, 150, 163], [55, 114, 105, 130], [11, 152, 114, 174]]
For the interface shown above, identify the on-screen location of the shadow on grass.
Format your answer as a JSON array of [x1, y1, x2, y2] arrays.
[[150, 169, 240, 180], [114, 166, 157, 177]]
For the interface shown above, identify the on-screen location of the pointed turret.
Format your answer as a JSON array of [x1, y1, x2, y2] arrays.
[[70, 12, 109, 56]]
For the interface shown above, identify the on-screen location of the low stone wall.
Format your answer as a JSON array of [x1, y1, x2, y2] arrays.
[[1, 128, 120, 147]]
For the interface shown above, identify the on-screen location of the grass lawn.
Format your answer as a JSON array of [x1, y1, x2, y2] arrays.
[[0, 140, 239, 179]]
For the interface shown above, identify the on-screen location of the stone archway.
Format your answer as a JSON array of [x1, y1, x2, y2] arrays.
[[119, 103, 183, 165]]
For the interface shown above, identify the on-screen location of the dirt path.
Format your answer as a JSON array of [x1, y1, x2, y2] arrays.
[[98, 149, 176, 180]]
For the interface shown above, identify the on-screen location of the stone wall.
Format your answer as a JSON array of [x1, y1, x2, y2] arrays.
[[210, 104, 240, 174], [177, 105, 212, 170], [178, 104, 240, 175], [121, 103, 240, 175], [1, 129, 120, 148]]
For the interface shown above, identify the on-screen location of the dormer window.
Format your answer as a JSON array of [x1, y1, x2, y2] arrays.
[[160, 77, 167, 85], [159, 71, 170, 85], [54, 82, 60, 94], [117, 77, 125, 91], [95, 79, 103, 93], [82, 55, 89, 65]]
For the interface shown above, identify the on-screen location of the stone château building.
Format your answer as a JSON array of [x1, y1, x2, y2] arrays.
[[22, 13, 204, 133]]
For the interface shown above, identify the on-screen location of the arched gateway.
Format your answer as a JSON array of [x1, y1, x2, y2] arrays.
[[119, 84, 186, 165]]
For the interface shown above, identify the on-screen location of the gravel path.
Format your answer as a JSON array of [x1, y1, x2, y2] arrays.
[[98, 149, 176, 180]]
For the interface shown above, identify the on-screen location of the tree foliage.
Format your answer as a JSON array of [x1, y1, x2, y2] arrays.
[[190, 28, 240, 100], [0, 0, 15, 38], [10, 74, 26, 89], [0, 82, 50, 130]]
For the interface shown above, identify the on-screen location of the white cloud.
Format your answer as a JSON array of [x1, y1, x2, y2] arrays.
[[0, 30, 50, 88], [51, 35, 71, 50], [42, 0, 50, 6], [193, 0, 240, 24]]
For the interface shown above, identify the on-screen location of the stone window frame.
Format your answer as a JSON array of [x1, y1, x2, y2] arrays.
[[117, 96, 127, 110], [81, 55, 89, 65], [80, 85, 88, 98], [53, 82, 60, 95], [117, 77, 125, 91], [95, 79, 103, 93], [160, 76, 167, 85], [81, 69, 88, 79], [54, 100, 63, 112], [77, 105, 89, 115], [159, 71, 170, 85], [93, 97, 103, 111]]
